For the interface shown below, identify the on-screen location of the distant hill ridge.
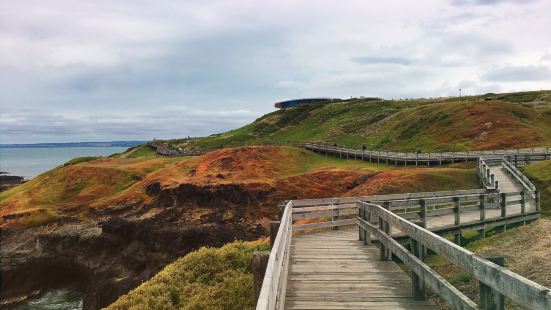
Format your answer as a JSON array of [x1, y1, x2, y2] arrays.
[[0, 141, 145, 148]]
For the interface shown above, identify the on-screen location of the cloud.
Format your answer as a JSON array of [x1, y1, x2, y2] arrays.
[[350, 56, 413, 65], [1, 0, 551, 143], [451, 0, 538, 6], [0, 108, 260, 144], [483, 65, 551, 82]]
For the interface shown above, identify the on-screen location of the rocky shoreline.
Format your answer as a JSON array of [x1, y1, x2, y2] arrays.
[[0, 183, 268, 309], [0, 172, 26, 192]]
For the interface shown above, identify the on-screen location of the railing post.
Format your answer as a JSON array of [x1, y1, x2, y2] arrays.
[[520, 191, 526, 225], [479, 195, 486, 238], [535, 190, 540, 212], [253, 251, 270, 305], [411, 238, 426, 300], [419, 199, 427, 258], [453, 197, 461, 244], [480, 256, 505, 310], [419, 199, 427, 230], [270, 221, 281, 248], [500, 193, 507, 232], [364, 204, 372, 245], [332, 205, 339, 230], [379, 204, 391, 261], [358, 205, 364, 241]]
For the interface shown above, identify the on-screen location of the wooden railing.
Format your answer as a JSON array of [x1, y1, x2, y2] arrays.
[[298, 142, 551, 166], [256, 201, 293, 310], [478, 157, 499, 190], [146, 140, 551, 164], [258, 187, 543, 309], [357, 201, 551, 309], [503, 159, 536, 192], [256, 142, 548, 309]]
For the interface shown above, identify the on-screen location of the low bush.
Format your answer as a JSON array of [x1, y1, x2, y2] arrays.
[[107, 240, 269, 310]]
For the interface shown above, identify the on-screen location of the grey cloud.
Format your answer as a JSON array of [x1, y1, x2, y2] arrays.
[[350, 57, 413, 65], [483, 65, 551, 82], [0, 108, 260, 144]]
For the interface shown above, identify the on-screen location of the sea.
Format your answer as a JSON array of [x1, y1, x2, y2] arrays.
[[0, 146, 128, 310], [0, 146, 128, 179]]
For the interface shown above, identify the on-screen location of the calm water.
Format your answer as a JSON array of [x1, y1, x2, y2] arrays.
[[0, 147, 127, 179], [13, 289, 83, 310]]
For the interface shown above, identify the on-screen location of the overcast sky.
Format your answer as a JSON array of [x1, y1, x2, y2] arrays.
[[1, 0, 551, 143]]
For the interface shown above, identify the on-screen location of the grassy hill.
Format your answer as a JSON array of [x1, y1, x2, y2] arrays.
[[173, 90, 551, 152], [0, 146, 478, 228]]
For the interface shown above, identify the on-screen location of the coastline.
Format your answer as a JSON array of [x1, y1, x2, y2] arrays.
[[0, 172, 26, 192]]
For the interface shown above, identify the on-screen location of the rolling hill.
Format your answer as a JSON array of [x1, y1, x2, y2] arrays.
[[173, 90, 551, 152]]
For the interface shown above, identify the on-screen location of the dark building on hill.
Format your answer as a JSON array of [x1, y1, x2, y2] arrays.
[[274, 98, 340, 109]]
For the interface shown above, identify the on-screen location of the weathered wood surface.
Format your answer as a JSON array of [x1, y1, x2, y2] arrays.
[[284, 229, 438, 310], [257, 202, 293, 310]]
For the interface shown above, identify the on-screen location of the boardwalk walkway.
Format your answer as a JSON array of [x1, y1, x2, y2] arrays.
[[257, 144, 550, 310], [285, 229, 438, 309]]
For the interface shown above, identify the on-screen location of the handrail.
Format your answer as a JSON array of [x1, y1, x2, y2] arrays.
[[256, 201, 293, 310], [146, 140, 551, 161], [478, 157, 499, 190], [502, 159, 536, 192], [297, 142, 551, 163], [290, 189, 487, 207], [358, 201, 551, 309]]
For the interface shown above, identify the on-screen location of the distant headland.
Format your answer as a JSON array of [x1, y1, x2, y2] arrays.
[[0, 141, 145, 148]]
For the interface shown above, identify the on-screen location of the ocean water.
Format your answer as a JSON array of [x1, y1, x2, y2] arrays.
[[13, 289, 83, 310], [0, 147, 127, 179]]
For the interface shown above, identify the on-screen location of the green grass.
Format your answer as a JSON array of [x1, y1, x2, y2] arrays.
[[106, 241, 270, 310], [64, 156, 101, 166], [276, 147, 387, 177], [123, 145, 158, 158]]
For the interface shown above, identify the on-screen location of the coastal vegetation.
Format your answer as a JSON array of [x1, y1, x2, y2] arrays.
[[106, 241, 269, 310], [0, 146, 478, 228], [173, 90, 551, 152]]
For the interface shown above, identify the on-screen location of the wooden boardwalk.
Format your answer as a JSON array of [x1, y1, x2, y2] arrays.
[[285, 229, 438, 309], [257, 145, 548, 310]]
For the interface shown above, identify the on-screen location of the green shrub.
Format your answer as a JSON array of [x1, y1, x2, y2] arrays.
[[106, 241, 269, 310]]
